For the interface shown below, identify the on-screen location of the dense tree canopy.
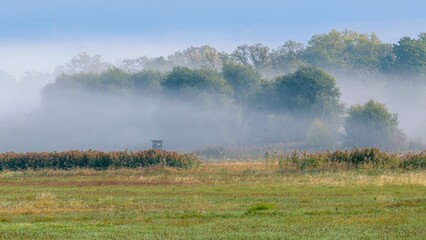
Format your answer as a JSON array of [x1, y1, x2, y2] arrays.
[[38, 29, 426, 150], [222, 63, 261, 104], [343, 100, 406, 150], [303, 30, 389, 71], [271, 40, 306, 74], [161, 67, 231, 97], [247, 66, 344, 144], [258, 66, 343, 119], [130, 70, 165, 94], [98, 30, 426, 82], [388, 34, 426, 76]]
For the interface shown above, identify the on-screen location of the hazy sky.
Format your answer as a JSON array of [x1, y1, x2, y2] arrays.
[[1, 0, 425, 77]]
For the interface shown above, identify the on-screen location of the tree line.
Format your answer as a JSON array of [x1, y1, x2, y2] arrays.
[[44, 63, 418, 151], [39, 29, 426, 151], [55, 30, 426, 81]]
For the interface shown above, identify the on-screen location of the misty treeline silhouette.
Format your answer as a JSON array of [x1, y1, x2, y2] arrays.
[[53, 30, 426, 80], [1, 29, 425, 152], [111, 30, 425, 78], [43, 65, 410, 151]]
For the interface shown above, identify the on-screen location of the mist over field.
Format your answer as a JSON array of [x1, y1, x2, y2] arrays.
[[3, 2, 426, 240], [335, 73, 426, 142], [0, 0, 425, 153], [0, 30, 425, 152]]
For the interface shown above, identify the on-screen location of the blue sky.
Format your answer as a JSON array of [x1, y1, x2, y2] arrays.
[[1, 0, 425, 43], [1, 0, 425, 76]]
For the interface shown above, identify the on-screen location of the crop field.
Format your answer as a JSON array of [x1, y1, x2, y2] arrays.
[[0, 162, 425, 239]]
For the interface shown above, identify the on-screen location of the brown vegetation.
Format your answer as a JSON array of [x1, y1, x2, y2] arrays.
[[0, 149, 200, 171]]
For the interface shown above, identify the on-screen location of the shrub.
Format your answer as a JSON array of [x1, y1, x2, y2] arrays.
[[400, 151, 426, 170]]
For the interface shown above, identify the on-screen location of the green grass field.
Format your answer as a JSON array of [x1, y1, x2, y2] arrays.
[[1, 163, 425, 239]]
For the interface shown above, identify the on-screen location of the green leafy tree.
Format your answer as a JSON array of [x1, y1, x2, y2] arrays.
[[343, 100, 406, 150], [100, 68, 132, 91], [130, 70, 165, 94], [304, 30, 388, 72], [248, 43, 271, 70], [342, 31, 389, 71], [271, 40, 306, 74], [222, 63, 261, 104], [162, 67, 231, 98], [250, 67, 343, 143], [168, 45, 223, 71], [231, 43, 271, 71], [392, 34, 426, 75], [304, 30, 346, 69], [45, 68, 133, 95], [44, 73, 99, 93], [231, 44, 251, 66], [272, 66, 343, 120]]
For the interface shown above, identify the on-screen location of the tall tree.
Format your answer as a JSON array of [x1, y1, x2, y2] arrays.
[[271, 40, 306, 74], [54, 53, 112, 76], [168, 46, 223, 71], [130, 70, 165, 94], [162, 67, 231, 98], [222, 63, 261, 104], [304, 30, 388, 72], [304, 30, 346, 69], [344, 100, 406, 150], [272, 66, 343, 120], [250, 66, 343, 143], [392, 34, 426, 76], [231, 43, 271, 71]]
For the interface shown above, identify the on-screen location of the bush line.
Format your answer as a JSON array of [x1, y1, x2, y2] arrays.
[[266, 148, 426, 171], [0, 149, 200, 171]]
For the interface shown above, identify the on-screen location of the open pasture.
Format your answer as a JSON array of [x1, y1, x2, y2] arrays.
[[0, 162, 425, 239]]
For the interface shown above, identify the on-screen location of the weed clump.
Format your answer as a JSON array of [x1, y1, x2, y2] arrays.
[[400, 151, 426, 170]]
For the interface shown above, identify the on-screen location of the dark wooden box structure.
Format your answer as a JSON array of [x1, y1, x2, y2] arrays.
[[151, 140, 163, 150]]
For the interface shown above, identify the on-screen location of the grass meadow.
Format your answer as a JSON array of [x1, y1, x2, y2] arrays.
[[0, 162, 425, 239]]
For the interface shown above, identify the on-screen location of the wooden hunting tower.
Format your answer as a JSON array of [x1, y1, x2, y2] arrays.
[[151, 140, 163, 150]]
